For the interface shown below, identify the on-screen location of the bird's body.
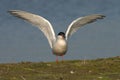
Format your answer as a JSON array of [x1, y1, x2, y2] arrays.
[[52, 33, 67, 56], [8, 10, 105, 61]]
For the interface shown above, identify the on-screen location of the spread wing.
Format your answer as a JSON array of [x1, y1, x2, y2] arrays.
[[8, 10, 56, 48], [65, 14, 105, 40]]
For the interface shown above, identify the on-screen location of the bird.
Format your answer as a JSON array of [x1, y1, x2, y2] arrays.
[[8, 10, 105, 62]]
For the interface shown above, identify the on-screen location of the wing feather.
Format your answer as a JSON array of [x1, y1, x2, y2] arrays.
[[8, 10, 56, 48], [65, 14, 105, 40]]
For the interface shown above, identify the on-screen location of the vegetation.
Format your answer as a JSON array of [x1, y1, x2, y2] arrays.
[[0, 56, 120, 80]]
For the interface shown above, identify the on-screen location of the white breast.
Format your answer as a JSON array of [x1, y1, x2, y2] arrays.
[[52, 37, 68, 56]]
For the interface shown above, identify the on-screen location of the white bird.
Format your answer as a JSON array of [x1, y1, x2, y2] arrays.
[[8, 10, 105, 62]]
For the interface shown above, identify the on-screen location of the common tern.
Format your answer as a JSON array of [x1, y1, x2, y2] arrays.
[[8, 10, 105, 62]]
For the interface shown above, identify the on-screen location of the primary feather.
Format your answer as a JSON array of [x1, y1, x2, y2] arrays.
[[8, 10, 56, 48], [65, 14, 105, 40]]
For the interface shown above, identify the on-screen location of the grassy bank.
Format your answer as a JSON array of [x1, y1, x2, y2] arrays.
[[0, 56, 120, 80]]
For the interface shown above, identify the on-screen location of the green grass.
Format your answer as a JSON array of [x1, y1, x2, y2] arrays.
[[0, 56, 120, 80]]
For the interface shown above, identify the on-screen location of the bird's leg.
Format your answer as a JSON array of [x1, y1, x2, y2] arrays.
[[61, 55, 64, 62], [56, 56, 58, 63]]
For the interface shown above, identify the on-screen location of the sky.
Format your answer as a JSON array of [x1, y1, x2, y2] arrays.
[[0, 0, 120, 63]]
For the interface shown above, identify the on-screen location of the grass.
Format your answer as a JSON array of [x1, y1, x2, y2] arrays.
[[0, 56, 120, 80]]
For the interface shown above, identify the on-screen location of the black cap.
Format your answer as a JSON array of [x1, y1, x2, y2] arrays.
[[58, 32, 65, 38]]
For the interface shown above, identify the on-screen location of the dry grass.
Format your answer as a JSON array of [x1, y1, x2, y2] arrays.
[[0, 56, 120, 80]]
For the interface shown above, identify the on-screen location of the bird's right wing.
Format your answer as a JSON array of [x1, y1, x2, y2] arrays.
[[8, 10, 56, 48], [65, 14, 105, 40]]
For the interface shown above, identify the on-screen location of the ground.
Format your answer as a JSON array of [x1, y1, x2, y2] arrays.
[[0, 56, 120, 80]]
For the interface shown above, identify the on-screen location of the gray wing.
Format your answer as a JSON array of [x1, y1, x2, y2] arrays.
[[8, 10, 56, 48], [65, 14, 105, 40]]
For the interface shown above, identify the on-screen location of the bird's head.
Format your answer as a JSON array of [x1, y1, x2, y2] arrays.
[[57, 32, 65, 39]]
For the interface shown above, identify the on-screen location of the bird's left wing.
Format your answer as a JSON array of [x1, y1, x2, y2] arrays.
[[65, 14, 105, 40], [8, 10, 56, 48]]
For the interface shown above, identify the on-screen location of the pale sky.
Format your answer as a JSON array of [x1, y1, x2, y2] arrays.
[[0, 0, 120, 63]]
